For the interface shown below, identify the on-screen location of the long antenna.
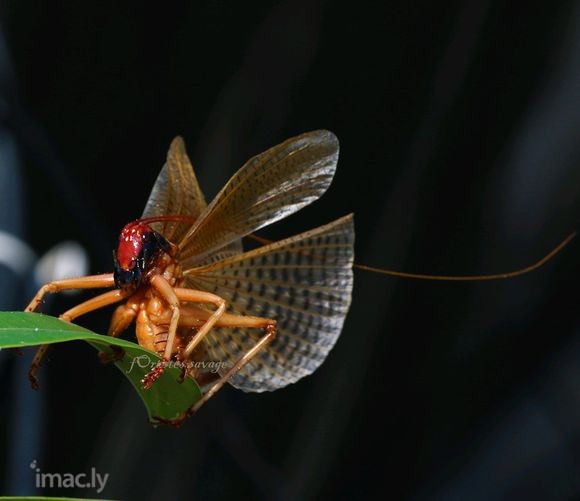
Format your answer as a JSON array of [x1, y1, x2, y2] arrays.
[[353, 231, 577, 281], [247, 231, 577, 282], [142, 215, 576, 282], [136, 215, 197, 225]]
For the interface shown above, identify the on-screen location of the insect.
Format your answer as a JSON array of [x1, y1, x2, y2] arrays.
[[25, 130, 575, 425], [26, 130, 354, 424]]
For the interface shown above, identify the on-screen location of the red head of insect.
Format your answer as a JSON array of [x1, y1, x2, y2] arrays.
[[113, 220, 170, 290]]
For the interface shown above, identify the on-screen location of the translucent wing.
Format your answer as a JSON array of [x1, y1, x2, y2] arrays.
[[179, 130, 339, 268], [142, 136, 242, 262], [184, 214, 354, 392], [141, 136, 207, 243]]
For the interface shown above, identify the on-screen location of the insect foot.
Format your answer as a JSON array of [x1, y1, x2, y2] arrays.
[[141, 358, 169, 389], [28, 369, 41, 390]]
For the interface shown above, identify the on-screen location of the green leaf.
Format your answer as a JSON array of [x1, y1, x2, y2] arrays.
[[0, 312, 202, 424]]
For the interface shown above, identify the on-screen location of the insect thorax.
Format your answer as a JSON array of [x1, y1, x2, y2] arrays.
[[147, 248, 184, 288]]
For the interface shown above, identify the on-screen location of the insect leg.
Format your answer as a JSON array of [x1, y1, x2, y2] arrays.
[[58, 289, 127, 323], [142, 275, 186, 388], [149, 276, 182, 359], [28, 289, 127, 389], [25, 273, 115, 312], [173, 288, 227, 359], [142, 280, 228, 388], [108, 298, 140, 337], [153, 314, 277, 426], [194, 323, 276, 413], [100, 296, 141, 364]]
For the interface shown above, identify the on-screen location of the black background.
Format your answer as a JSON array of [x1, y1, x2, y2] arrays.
[[2, 1, 580, 500]]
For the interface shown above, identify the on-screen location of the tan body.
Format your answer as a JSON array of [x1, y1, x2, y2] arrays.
[[25, 244, 277, 424], [109, 248, 187, 356]]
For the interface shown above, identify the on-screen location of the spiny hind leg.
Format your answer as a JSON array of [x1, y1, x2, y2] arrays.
[[175, 288, 227, 359], [28, 289, 127, 389], [141, 276, 183, 388], [152, 312, 277, 427], [142, 279, 227, 389]]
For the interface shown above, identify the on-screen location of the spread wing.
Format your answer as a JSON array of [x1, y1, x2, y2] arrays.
[[141, 136, 207, 242], [184, 214, 354, 392], [178, 130, 339, 268], [142, 136, 242, 262]]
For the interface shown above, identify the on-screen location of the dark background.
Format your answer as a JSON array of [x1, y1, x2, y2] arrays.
[[1, 1, 580, 500]]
